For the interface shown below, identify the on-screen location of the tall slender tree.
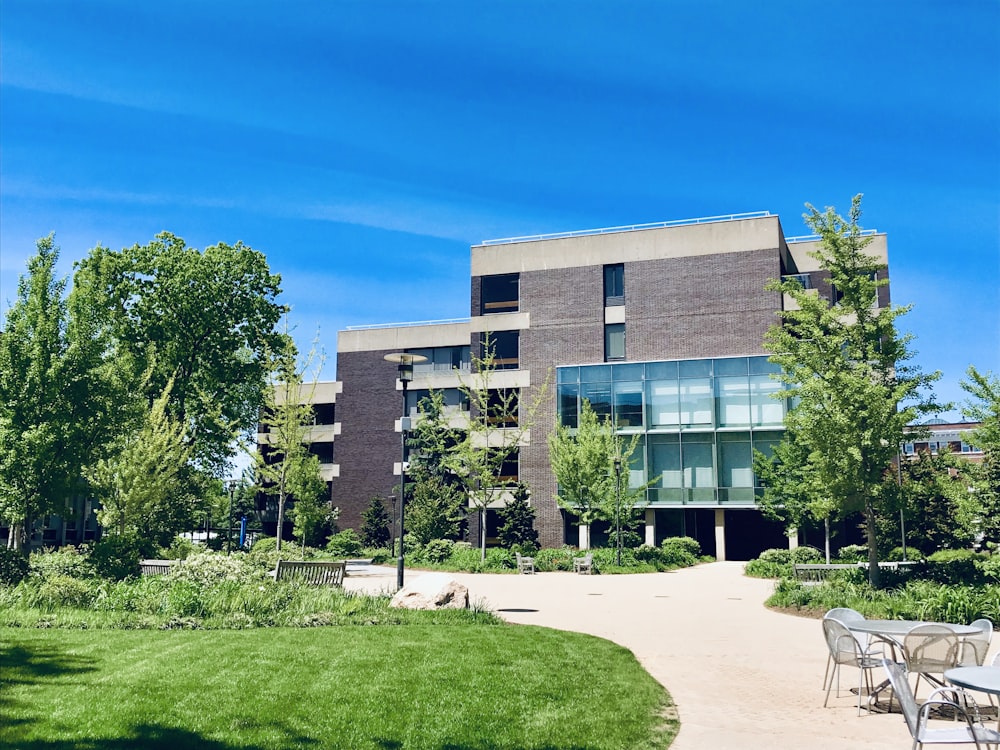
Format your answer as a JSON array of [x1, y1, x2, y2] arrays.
[[254, 332, 327, 551], [0, 236, 128, 549], [450, 334, 549, 560], [759, 195, 941, 586]]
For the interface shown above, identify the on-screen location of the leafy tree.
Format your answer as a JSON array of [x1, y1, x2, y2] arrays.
[[405, 389, 466, 545], [549, 399, 647, 560], [496, 483, 539, 552], [288, 455, 337, 554], [76, 232, 285, 474], [254, 334, 326, 551], [359, 496, 391, 548], [450, 334, 550, 560], [876, 448, 975, 556], [759, 195, 941, 586], [88, 380, 194, 546], [960, 366, 1000, 549], [0, 236, 129, 549]]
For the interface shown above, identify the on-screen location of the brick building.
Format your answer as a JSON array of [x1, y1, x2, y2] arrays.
[[313, 212, 890, 560]]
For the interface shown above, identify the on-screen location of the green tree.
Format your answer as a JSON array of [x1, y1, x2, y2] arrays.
[[450, 334, 549, 560], [359, 496, 391, 548], [760, 195, 941, 586], [406, 389, 466, 545], [88, 380, 194, 546], [549, 399, 647, 561], [960, 366, 1000, 549], [254, 335, 326, 551], [288, 454, 337, 554], [496, 483, 539, 552], [876, 448, 975, 556], [0, 236, 129, 550], [76, 232, 285, 474]]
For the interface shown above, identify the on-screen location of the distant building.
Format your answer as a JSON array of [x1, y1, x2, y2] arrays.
[[903, 421, 984, 464]]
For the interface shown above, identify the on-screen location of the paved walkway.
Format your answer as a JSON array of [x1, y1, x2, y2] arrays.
[[345, 562, 997, 749]]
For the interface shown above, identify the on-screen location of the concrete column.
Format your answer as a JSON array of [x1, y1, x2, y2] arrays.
[[644, 508, 656, 547], [787, 528, 799, 550], [578, 524, 590, 550], [714, 509, 726, 562]]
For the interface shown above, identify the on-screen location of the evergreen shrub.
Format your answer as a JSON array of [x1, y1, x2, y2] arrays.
[[0, 547, 30, 586]]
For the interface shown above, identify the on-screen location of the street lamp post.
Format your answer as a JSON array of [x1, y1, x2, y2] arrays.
[[613, 456, 623, 566], [226, 479, 237, 555], [384, 352, 427, 590]]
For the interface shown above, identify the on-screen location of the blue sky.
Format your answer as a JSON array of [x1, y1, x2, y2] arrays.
[[2, 0, 998, 418]]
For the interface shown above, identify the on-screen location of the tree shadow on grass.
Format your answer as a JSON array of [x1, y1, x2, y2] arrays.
[[1, 640, 97, 738]]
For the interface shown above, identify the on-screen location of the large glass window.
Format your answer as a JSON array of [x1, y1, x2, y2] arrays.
[[486, 389, 518, 427], [405, 388, 467, 418], [481, 274, 519, 314], [716, 376, 751, 427], [718, 433, 753, 487], [647, 379, 680, 427], [749, 374, 784, 426], [681, 434, 715, 489], [581, 381, 612, 422], [679, 378, 712, 427], [613, 381, 643, 428], [558, 383, 579, 428], [604, 263, 624, 306], [605, 323, 625, 362], [649, 434, 681, 488]]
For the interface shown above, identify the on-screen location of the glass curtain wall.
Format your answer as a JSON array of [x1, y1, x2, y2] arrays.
[[556, 356, 787, 506]]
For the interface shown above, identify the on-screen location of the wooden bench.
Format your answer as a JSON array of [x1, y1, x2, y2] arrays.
[[275, 560, 346, 586], [573, 553, 593, 575], [515, 552, 535, 574], [139, 559, 176, 576]]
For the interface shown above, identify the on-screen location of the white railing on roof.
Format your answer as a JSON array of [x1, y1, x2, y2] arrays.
[[786, 229, 879, 243], [477, 211, 773, 247], [344, 317, 471, 332]]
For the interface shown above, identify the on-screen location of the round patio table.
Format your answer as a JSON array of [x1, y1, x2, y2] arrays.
[[945, 666, 1000, 696]]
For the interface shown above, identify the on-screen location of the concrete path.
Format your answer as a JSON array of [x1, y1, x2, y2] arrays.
[[345, 562, 996, 749]]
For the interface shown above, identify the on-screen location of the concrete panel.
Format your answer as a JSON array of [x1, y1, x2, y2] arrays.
[[472, 216, 784, 276], [338, 321, 471, 353]]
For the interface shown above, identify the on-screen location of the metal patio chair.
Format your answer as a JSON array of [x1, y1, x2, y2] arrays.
[[882, 659, 1000, 749], [823, 617, 884, 715], [904, 624, 962, 699]]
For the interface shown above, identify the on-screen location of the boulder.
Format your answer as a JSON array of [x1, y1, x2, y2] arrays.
[[389, 572, 469, 610]]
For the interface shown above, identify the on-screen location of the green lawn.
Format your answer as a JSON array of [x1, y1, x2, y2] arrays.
[[1, 625, 676, 750]]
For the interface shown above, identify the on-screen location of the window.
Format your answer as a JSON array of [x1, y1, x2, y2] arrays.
[[408, 345, 471, 374], [308, 442, 334, 464], [605, 323, 625, 361], [604, 263, 624, 306], [781, 273, 812, 290], [486, 389, 519, 427], [481, 330, 518, 370], [481, 273, 519, 314], [558, 382, 579, 428], [613, 381, 643, 428], [312, 403, 336, 425]]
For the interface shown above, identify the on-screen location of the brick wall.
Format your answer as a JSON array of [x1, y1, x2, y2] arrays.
[[331, 350, 405, 533]]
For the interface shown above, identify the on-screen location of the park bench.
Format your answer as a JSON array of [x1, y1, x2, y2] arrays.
[[573, 553, 593, 575], [792, 561, 917, 583], [139, 559, 176, 576], [275, 559, 346, 586]]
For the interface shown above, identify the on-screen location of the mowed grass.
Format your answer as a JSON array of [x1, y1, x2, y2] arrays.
[[1, 624, 677, 750]]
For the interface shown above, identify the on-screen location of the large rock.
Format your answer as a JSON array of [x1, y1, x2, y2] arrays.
[[389, 573, 469, 610]]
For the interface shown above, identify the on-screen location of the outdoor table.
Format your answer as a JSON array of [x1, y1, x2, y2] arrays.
[[845, 620, 981, 711], [945, 666, 1000, 727]]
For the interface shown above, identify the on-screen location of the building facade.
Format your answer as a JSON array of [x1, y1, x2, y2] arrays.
[[320, 212, 890, 560]]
